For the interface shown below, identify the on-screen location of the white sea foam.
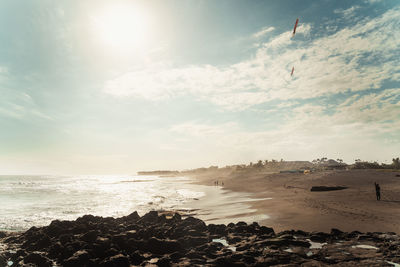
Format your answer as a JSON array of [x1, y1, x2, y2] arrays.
[[0, 175, 269, 231]]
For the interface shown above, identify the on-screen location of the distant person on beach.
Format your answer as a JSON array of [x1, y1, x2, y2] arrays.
[[374, 182, 381, 201]]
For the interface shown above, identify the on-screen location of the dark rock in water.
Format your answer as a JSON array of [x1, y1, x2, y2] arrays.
[[139, 210, 159, 223], [311, 186, 348, 192], [24, 252, 52, 267], [262, 238, 311, 248], [0, 210, 398, 266], [44, 220, 65, 237], [76, 214, 100, 224], [125, 211, 140, 221]]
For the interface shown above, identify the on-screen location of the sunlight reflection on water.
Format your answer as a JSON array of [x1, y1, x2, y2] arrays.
[[0, 175, 269, 231]]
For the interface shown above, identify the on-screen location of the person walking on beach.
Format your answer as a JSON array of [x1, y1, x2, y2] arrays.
[[374, 182, 381, 201]]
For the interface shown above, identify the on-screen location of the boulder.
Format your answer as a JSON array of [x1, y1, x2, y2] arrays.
[[81, 230, 98, 243], [24, 252, 52, 267], [146, 237, 182, 254], [104, 254, 130, 267], [63, 250, 90, 267]]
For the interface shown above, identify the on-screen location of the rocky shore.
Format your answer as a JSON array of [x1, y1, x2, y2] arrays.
[[0, 211, 399, 266]]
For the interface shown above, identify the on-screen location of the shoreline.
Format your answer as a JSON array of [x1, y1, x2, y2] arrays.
[[187, 169, 400, 234]]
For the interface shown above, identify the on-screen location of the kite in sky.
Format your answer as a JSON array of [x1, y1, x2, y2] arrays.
[[292, 18, 299, 37], [291, 18, 299, 77]]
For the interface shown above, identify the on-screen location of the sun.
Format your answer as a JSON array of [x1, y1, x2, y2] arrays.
[[91, 3, 151, 51]]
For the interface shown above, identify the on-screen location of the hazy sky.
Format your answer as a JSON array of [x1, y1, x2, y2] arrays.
[[0, 0, 399, 174]]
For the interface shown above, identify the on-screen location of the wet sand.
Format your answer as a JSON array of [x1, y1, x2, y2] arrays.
[[189, 169, 400, 233]]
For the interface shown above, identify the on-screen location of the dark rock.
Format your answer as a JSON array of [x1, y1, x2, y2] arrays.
[[262, 238, 311, 248], [259, 226, 275, 236], [63, 250, 90, 267], [126, 211, 140, 221], [44, 220, 64, 237], [76, 214, 100, 224], [146, 237, 182, 254], [102, 254, 130, 267], [172, 213, 181, 221], [0, 255, 7, 267], [331, 228, 344, 237], [139, 211, 159, 223], [129, 251, 145, 265], [311, 186, 348, 192], [31, 234, 52, 250], [347, 230, 362, 238], [310, 232, 331, 242], [111, 233, 128, 249], [227, 222, 235, 228], [214, 256, 246, 267], [208, 224, 227, 236], [2, 210, 399, 267], [48, 242, 63, 258], [81, 230, 98, 243], [157, 256, 171, 267], [227, 235, 242, 244], [24, 252, 51, 267], [0, 231, 8, 238], [59, 234, 73, 245], [180, 236, 208, 247]]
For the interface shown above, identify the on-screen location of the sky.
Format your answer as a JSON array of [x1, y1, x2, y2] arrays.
[[0, 0, 399, 174]]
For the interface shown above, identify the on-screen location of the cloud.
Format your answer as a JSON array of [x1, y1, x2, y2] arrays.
[[170, 122, 238, 137], [0, 66, 8, 74], [253, 26, 275, 38], [334, 6, 361, 17], [0, 87, 52, 120], [365, 0, 383, 4], [103, 5, 400, 113], [169, 87, 400, 163]]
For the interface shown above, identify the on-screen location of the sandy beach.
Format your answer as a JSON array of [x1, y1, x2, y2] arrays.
[[189, 168, 400, 234]]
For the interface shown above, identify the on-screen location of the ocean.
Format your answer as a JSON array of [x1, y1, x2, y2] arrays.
[[0, 175, 269, 231]]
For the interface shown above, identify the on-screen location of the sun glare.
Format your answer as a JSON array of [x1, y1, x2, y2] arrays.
[[92, 3, 151, 51]]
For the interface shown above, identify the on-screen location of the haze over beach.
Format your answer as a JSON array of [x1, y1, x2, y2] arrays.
[[1, 0, 400, 266]]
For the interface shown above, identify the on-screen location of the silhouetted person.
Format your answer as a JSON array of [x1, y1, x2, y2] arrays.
[[374, 182, 381, 201]]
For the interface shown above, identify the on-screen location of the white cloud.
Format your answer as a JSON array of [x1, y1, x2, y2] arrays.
[[253, 26, 275, 38], [169, 87, 400, 163], [103, 6, 400, 112], [0, 88, 52, 120], [0, 66, 8, 74], [170, 122, 238, 137], [334, 6, 360, 17], [365, 0, 383, 4]]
